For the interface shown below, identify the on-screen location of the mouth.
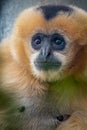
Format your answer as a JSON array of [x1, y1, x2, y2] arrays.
[[34, 61, 61, 71]]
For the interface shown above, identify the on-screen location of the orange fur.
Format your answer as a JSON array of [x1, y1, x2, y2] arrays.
[[0, 5, 87, 130]]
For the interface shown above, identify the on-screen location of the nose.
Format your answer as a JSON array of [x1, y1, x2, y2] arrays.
[[41, 44, 51, 61]]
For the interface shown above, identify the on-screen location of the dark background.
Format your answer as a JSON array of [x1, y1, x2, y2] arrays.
[[0, 0, 87, 41]]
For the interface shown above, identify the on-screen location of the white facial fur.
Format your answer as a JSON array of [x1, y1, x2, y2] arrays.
[[29, 50, 70, 82]]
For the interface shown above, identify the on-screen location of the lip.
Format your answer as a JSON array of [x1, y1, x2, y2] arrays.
[[34, 61, 61, 70]]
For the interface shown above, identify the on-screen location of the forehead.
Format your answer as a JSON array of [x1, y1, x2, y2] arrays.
[[15, 5, 87, 43], [16, 5, 73, 32], [37, 5, 73, 20]]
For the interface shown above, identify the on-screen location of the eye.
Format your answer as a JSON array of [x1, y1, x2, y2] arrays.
[[34, 37, 41, 45], [51, 34, 66, 50], [32, 34, 42, 50]]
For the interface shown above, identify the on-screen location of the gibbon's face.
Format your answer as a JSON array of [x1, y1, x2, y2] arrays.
[[13, 5, 87, 81]]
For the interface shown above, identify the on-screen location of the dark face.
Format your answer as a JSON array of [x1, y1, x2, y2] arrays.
[[31, 32, 66, 71]]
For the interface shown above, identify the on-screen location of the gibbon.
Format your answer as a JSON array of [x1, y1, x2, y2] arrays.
[[0, 4, 87, 130]]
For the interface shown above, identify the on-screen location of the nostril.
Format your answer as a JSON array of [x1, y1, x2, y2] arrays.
[[45, 46, 51, 58], [46, 50, 51, 58]]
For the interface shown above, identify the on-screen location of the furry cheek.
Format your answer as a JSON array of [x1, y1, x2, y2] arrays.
[[53, 52, 68, 68]]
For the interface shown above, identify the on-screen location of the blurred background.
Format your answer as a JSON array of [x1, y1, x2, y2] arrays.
[[0, 0, 87, 41]]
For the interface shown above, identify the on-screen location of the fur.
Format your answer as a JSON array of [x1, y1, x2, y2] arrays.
[[0, 4, 87, 130]]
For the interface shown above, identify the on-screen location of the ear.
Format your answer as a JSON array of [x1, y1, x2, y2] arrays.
[[72, 7, 87, 45]]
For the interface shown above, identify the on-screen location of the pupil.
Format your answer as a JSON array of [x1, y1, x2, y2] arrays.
[[35, 38, 41, 44], [55, 39, 62, 44]]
